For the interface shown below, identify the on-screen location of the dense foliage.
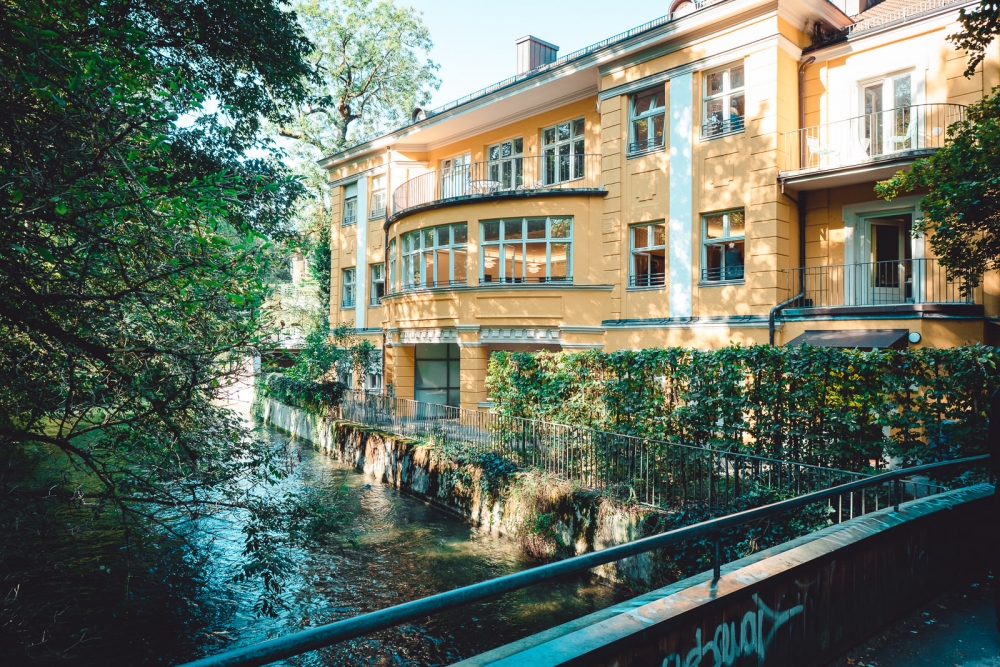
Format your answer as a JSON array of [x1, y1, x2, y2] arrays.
[[258, 373, 347, 414], [487, 346, 999, 470]]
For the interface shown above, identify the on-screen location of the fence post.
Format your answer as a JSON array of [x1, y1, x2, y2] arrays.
[[892, 478, 901, 512], [713, 535, 722, 581]]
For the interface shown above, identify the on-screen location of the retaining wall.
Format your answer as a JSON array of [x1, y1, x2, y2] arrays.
[[457, 483, 995, 667]]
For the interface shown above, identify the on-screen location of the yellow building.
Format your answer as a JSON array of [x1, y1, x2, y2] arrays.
[[320, 0, 999, 410]]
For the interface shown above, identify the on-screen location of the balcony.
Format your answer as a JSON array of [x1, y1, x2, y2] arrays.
[[780, 104, 965, 189], [780, 258, 981, 317], [390, 154, 603, 219]]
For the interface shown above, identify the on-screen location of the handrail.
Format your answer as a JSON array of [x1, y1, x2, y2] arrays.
[[176, 455, 990, 667]]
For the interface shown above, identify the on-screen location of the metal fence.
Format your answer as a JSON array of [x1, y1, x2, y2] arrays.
[[391, 154, 603, 217], [779, 257, 980, 308], [781, 103, 965, 173], [339, 393, 882, 515]]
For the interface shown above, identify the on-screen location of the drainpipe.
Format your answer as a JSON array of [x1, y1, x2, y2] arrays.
[[768, 57, 815, 346]]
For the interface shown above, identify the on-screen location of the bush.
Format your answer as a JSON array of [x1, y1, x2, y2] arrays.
[[258, 373, 346, 413], [487, 345, 999, 470]]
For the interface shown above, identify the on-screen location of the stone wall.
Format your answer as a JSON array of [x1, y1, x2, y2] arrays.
[[255, 396, 663, 586]]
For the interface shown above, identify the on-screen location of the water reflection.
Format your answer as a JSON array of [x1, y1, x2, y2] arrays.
[[0, 425, 627, 666]]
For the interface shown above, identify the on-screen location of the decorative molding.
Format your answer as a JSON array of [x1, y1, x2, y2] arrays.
[[397, 328, 459, 345], [558, 325, 606, 335], [479, 327, 562, 344], [602, 315, 772, 330]]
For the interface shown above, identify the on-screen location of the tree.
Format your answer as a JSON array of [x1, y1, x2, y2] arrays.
[[876, 1, 1000, 291], [0, 0, 332, 635]]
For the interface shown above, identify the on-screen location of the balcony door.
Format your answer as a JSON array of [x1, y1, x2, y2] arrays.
[[440, 153, 470, 199], [861, 214, 912, 305], [862, 73, 912, 158]]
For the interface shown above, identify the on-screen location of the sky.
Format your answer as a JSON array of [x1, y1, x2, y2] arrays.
[[401, 1, 671, 109]]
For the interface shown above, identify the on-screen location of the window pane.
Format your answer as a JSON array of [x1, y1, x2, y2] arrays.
[[894, 74, 911, 109], [558, 122, 570, 141], [573, 118, 585, 137], [483, 220, 500, 242], [550, 243, 569, 279], [525, 242, 546, 280], [482, 245, 500, 283], [707, 70, 724, 96], [433, 249, 448, 285], [453, 223, 467, 244], [504, 219, 523, 240], [543, 128, 555, 145], [634, 90, 658, 115], [527, 219, 546, 239], [453, 249, 467, 283], [728, 211, 745, 238], [730, 94, 745, 119], [654, 224, 666, 246], [730, 65, 744, 90], [415, 360, 448, 388], [650, 248, 666, 280], [707, 98, 724, 122], [550, 218, 571, 238], [633, 118, 648, 141], [505, 244, 522, 282], [724, 241, 745, 280], [423, 229, 434, 248], [514, 137, 523, 154], [705, 245, 723, 281], [705, 214, 724, 239], [501, 141, 512, 158], [489, 145, 500, 160], [422, 251, 434, 287], [436, 226, 449, 246], [634, 253, 650, 284], [652, 114, 665, 143], [634, 225, 649, 249]]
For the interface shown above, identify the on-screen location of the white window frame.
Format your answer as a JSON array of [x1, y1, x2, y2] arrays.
[[629, 222, 666, 288], [480, 217, 573, 284], [370, 175, 386, 218], [343, 182, 358, 226], [388, 238, 397, 295], [341, 267, 356, 307], [628, 88, 666, 155], [701, 209, 746, 284], [487, 137, 524, 190], [541, 118, 585, 185], [702, 62, 745, 139], [401, 223, 468, 290], [369, 263, 385, 306]]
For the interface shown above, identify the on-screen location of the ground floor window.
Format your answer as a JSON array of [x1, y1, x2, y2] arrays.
[[414, 343, 460, 407], [702, 209, 745, 283]]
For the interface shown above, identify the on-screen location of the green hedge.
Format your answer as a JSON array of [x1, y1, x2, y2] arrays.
[[486, 345, 999, 471], [256, 372, 346, 414]]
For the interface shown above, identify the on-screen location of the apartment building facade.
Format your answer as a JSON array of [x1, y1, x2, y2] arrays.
[[320, 0, 1000, 410]]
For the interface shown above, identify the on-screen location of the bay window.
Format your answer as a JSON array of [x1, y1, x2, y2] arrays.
[[481, 217, 571, 284], [401, 223, 468, 289]]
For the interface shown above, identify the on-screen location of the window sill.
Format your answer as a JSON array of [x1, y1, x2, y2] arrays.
[[627, 284, 667, 292], [369, 212, 386, 220], [700, 128, 744, 142], [342, 221, 357, 227], [699, 279, 745, 288], [627, 145, 665, 159]]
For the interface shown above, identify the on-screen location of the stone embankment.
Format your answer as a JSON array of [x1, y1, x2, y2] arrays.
[[254, 395, 665, 586]]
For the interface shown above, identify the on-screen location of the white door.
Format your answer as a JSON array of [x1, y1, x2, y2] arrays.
[[861, 215, 911, 305], [440, 154, 470, 199], [862, 73, 913, 157]]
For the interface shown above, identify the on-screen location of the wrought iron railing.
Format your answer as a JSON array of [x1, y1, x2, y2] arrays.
[[841, 0, 965, 36], [628, 273, 666, 288], [391, 154, 603, 217], [781, 104, 965, 173], [627, 136, 665, 155], [339, 393, 871, 512], [390, 278, 468, 294], [701, 115, 745, 139], [779, 257, 980, 309]]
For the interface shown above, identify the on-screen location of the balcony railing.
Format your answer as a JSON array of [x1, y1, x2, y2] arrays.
[[391, 154, 603, 217], [628, 273, 665, 288], [780, 258, 980, 309], [701, 115, 745, 139], [781, 104, 965, 173]]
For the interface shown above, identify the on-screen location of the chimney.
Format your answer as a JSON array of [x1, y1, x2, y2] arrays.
[[516, 36, 559, 75]]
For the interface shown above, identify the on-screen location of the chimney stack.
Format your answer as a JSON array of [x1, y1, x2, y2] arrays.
[[516, 36, 559, 75]]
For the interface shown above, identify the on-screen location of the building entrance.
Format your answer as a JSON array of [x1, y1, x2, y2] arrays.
[[414, 343, 460, 407]]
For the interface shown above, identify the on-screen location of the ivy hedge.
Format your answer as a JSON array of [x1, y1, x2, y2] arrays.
[[486, 345, 999, 471], [256, 372, 346, 414]]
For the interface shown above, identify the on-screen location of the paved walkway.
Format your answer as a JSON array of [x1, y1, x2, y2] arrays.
[[827, 575, 999, 667]]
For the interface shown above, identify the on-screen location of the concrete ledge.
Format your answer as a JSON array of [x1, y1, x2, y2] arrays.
[[459, 483, 994, 667]]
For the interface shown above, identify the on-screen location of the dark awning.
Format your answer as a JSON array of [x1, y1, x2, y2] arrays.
[[785, 329, 909, 351]]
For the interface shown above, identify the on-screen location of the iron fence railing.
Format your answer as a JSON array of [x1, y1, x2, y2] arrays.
[[628, 273, 666, 288], [841, 0, 965, 36], [781, 103, 965, 173], [701, 115, 745, 139], [339, 393, 874, 513], [178, 453, 991, 667], [391, 154, 603, 217], [779, 257, 980, 308]]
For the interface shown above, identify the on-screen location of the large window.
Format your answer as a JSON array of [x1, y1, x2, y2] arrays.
[[629, 88, 665, 155], [487, 138, 523, 190], [542, 118, 585, 185], [370, 263, 385, 306], [630, 222, 666, 287], [341, 267, 356, 307], [388, 238, 397, 295], [702, 209, 745, 283], [702, 62, 745, 138], [370, 175, 386, 218], [401, 223, 468, 289], [481, 217, 571, 284], [414, 343, 460, 407], [343, 182, 358, 226]]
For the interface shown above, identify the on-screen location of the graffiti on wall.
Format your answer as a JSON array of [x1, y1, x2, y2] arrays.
[[660, 593, 804, 667]]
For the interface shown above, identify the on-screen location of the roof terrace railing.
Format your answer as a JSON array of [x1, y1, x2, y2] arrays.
[[177, 453, 992, 667], [391, 154, 603, 218], [841, 0, 967, 37], [781, 103, 965, 174]]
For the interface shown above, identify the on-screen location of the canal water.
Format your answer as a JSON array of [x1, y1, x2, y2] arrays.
[[0, 424, 629, 666]]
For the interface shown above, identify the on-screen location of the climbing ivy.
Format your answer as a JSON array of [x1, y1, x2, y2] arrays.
[[487, 345, 999, 470]]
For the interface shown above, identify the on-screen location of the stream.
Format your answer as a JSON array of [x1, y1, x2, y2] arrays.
[[0, 422, 629, 666]]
